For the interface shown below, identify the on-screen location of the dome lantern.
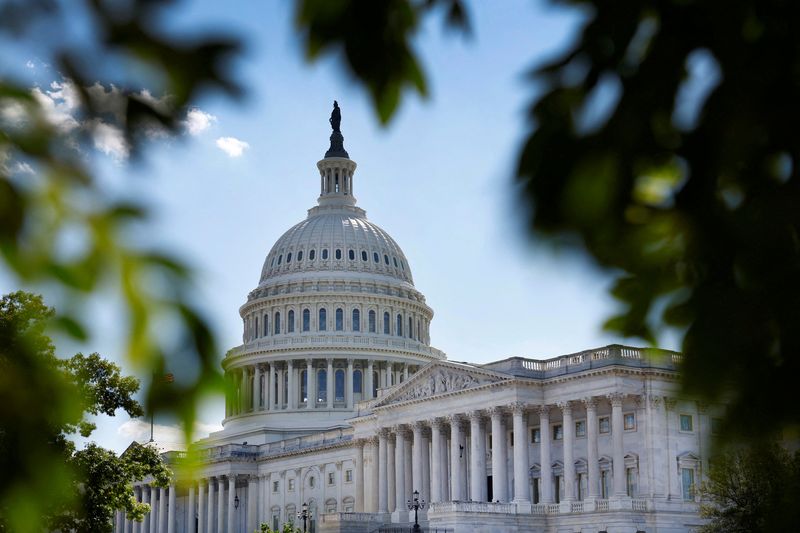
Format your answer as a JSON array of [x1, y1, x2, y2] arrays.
[[318, 101, 357, 207]]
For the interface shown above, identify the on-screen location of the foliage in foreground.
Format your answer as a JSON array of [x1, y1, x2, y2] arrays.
[[699, 443, 800, 532], [256, 523, 302, 533], [0, 291, 169, 532]]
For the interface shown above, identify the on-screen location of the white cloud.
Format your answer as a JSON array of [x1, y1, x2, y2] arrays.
[[117, 419, 223, 451], [25, 60, 35, 69], [31, 83, 80, 132], [215, 136, 249, 158], [88, 119, 130, 161], [13, 162, 34, 174], [183, 108, 217, 135]]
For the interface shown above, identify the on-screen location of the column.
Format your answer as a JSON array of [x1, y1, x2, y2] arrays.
[[198, 481, 206, 533], [404, 433, 413, 504], [369, 438, 379, 512], [394, 427, 407, 517], [378, 429, 389, 513], [287, 360, 295, 409], [207, 479, 215, 533], [141, 485, 150, 533], [430, 419, 443, 503], [346, 358, 354, 408], [403, 364, 409, 381], [247, 476, 258, 533], [227, 476, 236, 533], [469, 411, 486, 501], [188, 485, 196, 533], [267, 363, 282, 411], [511, 403, 530, 503], [610, 393, 626, 497], [412, 422, 424, 495], [306, 359, 314, 408], [387, 432, 396, 512], [132, 487, 141, 533], [366, 359, 374, 399], [354, 440, 365, 512], [539, 405, 552, 503], [158, 487, 166, 533], [489, 407, 508, 502], [253, 365, 261, 411], [448, 415, 465, 501], [167, 485, 176, 533], [217, 477, 225, 533], [584, 398, 600, 499], [562, 402, 575, 502], [648, 395, 666, 498], [421, 429, 430, 504], [327, 358, 334, 408]]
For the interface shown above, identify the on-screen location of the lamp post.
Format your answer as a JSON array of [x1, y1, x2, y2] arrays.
[[234, 495, 239, 510], [406, 489, 425, 532], [297, 502, 311, 533]]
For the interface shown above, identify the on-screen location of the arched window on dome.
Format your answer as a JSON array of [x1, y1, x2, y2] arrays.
[[286, 252, 292, 263], [352, 309, 360, 332], [409, 317, 414, 339], [335, 369, 345, 402], [274, 312, 281, 335], [303, 309, 310, 332], [300, 370, 307, 403], [401, 260, 405, 270], [297, 250, 303, 261], [277, 254, 282, 265], [335, 249, 342, 260], [361, 250, 367, 261], [271, 257, 275, 267], [383, 312, 390, 335], [319, 308, 327, 331], [348, 249, 355, 260], [317, 369, 327, 403], [373, 252, 379, 263], [417, 319, 421, 341], [396, 314, 403, 337], [322, 249, 328, 260], [263, 314, 268, 337], [254, 316, 258, 339], [353, 369, 362, 401], [372, 371, 379, 397], [384, 254, 389, 265], [335, 308, 344, 331], [368, 310, 376, 333], [287, 310, 295, 333], [393, 257, 398, 268], [309, 249, 316, 261]]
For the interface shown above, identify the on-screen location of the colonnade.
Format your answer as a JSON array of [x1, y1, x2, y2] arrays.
[[358, 394, 636, 513], [119, 484, 177, 533], [225, 358, 417, 417]]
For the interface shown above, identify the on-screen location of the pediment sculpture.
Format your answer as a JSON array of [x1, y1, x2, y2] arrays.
[[392, 368, 493, 402]]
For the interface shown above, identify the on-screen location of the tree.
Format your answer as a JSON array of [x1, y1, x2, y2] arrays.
[[293, 0, 800, 442], [0, 291, 169, 532], [699, 444, 800, 532]]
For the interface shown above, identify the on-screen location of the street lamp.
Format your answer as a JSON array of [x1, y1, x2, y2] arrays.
[[297, 502, 311, 533], [234, 495, 240, 510], [406, 489, 425, 532]]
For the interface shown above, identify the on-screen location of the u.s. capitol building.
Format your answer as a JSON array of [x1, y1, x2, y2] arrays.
[[121, 108, 712, 533]]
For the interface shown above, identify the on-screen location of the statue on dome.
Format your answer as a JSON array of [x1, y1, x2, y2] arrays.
[[329, 100, 341, 133]]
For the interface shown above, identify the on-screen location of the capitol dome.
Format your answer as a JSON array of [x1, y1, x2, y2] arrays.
[[213, 105, 445, 446]]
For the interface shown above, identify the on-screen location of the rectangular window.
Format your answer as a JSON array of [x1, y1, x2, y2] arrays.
[[624, 412, 636, 430], [601, 470, 610, 498], [577, 473, 587, 501], [575, 420, 586, 437], [681, 468, 695, 501], [328, 472, 335, 486], [626, 467, 637, 497], [272, 481, 279, 493], [531, 427, 541, 443], [345, 469, 353, 483], [553, 424, 563, 440], [510, 431, 514, 446], [288, 479, 295, 491], [599, 416, 611, 434], [554, 475, 562, 503], [533, 477, 540, 504], [680, 414, 694, 432]]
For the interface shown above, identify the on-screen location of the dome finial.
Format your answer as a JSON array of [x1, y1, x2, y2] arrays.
[[325, 100, 349, 158]]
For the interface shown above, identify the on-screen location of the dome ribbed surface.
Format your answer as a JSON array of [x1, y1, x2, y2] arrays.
[[259, 208, 413, 285]]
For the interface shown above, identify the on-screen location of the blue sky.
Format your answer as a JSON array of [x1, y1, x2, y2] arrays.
[[3, 1, 679, 452]]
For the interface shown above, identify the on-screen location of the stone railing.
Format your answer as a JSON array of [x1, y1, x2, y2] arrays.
[[632, 498, 648, 512], [228, 334, 446, 360], [321, 512, 383, 523], [596, 499, 609, 511], [428, 498, 654, 517], [429, 501, 517, 515]]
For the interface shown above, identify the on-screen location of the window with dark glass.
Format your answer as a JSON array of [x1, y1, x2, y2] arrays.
[[286, 252, 292, 263], [254, 316, 258, 339], [408, 317, 413, 339], [393, 257, 398, 267], [319, 308, 327, 331], [335, 249, 342, 260], [277, 254, 282, 265], [335, 308, 343, 331], [287, 310, 295, 333], [368, 310, 376, 333], [348, 249, 355, 260], [383, 312, 390, 334], [373, 252, 379, 263], [274, 312, 281, 334], [322, 249, 328, 260], [302, 309, 310, 331], [353, 369, 362, 394], [361, 250, 367, 261], [396, 314, 403, 336], [317, 369, 327, 402], [352, 309, 360, 331], [309, 249, 315, 260], [384, 254, 389, 265], [263, 314, 268, 336], [297, 250, 303, 261], [335, 369, 345, 401]]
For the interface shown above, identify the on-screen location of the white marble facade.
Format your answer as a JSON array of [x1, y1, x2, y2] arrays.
[[122, 131, 712, 533]]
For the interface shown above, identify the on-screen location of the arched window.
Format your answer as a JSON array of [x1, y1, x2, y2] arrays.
[[286, 252, 292, 263], [300, 370, 307, 402], [317, 369, 327, 403], [309, 249, 316, 260], [361, 250, 368, 261], [401, 260, 405, 270], [335, 249, 342, 260], [277, 254, 282, 265], [373, 252, 379, 263], [274, 311, 281, 334], [335, 369, 345, 401], [396, 314, 403, 336], [348, 249, 355, 260], [322, 249, 328, 260], [263, 314, 268, 336], [319, 308, 327, 331], [384, 254, 389, 265], [383, 312, 390, 334], [352, 309, 360, 332], [368, 310, 376, 333], [335, 308, 344, 331], [393, 257, 398, 268], [303, 309, 310, 331], [254, 316, 258, 338], [353, 369, 362, 396], [298, 250, 304, 261], [409, 317, 414, 339], [287, 310, 295, 333]]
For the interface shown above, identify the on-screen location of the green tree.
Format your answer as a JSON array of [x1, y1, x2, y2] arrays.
[[294, 0, 800, 442], [0, 291, 169, 532], [699, 444, 800, 532]]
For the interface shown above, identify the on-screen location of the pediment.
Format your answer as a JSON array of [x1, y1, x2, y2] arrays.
[[372, 361, 512, 409]]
